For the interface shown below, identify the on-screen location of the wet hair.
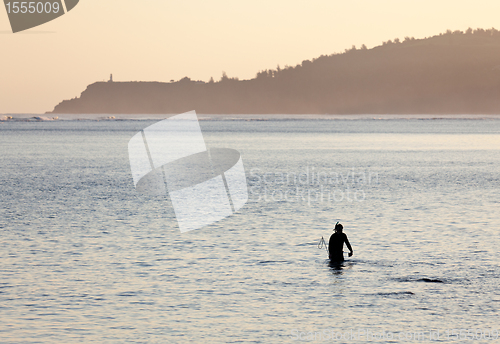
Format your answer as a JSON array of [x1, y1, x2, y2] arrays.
[[334, 223, 343, 232]]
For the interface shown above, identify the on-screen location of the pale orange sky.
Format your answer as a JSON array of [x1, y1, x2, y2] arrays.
[[2, 0, 500, 114]]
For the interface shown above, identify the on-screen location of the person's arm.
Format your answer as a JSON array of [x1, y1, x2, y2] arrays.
[[328, 235, 334, 258], [344, 235, 353, 257]]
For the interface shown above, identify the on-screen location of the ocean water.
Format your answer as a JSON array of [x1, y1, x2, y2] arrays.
[[1, 118, 499, 343]]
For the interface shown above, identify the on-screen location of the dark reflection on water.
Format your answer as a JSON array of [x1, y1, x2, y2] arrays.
[[328, 259, 356, 275]]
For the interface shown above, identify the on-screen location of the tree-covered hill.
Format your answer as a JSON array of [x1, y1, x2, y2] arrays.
[[51, 28, 500, 114]]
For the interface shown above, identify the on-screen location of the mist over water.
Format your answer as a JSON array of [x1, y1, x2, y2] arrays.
[[1, 118, 499, 343]]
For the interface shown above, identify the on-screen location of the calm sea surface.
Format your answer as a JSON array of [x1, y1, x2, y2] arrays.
[[1, 118, 499, 343]]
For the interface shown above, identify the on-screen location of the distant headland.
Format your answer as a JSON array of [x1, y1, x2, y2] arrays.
[[50, 28, 500, 115]]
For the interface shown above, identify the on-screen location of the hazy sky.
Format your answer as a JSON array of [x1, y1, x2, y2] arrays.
[[2, 0, 500, 114]]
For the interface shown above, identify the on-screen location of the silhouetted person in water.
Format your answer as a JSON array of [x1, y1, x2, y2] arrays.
[[329, 223, 353, 262]]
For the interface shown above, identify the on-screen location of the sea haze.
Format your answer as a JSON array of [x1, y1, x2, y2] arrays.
[[0, 118, 499, 343]]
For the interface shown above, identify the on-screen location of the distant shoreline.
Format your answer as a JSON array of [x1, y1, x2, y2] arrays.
[[47, 29, 500, 116], [3, 113, 500, 121]]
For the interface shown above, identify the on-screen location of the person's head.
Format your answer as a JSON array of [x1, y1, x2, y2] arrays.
[[334, 223, 343, 233]]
